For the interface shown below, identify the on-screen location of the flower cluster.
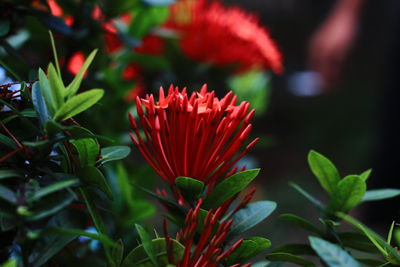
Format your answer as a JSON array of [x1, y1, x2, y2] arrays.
[[166, 0, 283, 73], [164, 199, 251, 267], [129, 84, 259, 184]]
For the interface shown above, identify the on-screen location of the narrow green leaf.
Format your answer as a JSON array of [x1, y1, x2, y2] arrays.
[[54, 89, 104, 121], [79, 166, 113, 200], [289, 182, 324, 210], [38, 68, 55, 114], [361, 189, 400, 202], [0, 185, 17, 204], [228, 201, 276, 240], [135, 224, 159, 267], [388, 221, 395, 244], [31, 234, 76, 267], [328, 175, 366, 213], [122, 238, 185, 267], [338, 232, 380, 253], [44, 227, 115, 246], [71, 129, 99, 166], [99, 146, 131, 165], [308, 150, 340, 195], [66, 50, 98, 97], [48, 31, 61, 77], [279, 214, 324, 236], [0, 134, 17, 149], [0, 170, 23, 179], [28, 179, 79, 202], [226, 239, 258, 265], [360, 169, 372, 182], [203, 169, 260, 209], [112, 239, 124, 267], [272, 244, 315, 255], [80, 188, 105, 234], [266, 252, 314, 266], [175, 177, 204, 199], [47, 63, 65, 109], [28, 192, 75, 221], [309, 236, 361, 267], [32, 81, 51, 125]]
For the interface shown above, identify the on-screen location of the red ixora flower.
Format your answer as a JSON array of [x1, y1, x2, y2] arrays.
[[166, 0, 283, 73], [164, 199, 252, 267], [129, 84, 259, 184]]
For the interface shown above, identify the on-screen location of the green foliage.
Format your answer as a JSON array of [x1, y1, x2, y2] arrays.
[[308, 150, 340, 196], [99, 146, 131, 165], [175, 176, 204, 200], [203, 169, 260, 209], [309, 236, 360, 267], [122, 238, 185, 267], [266, 252, 315, 266], [228, 201, 276, 240], [53, 89, 104, 121], [327, 175, 366, 213]]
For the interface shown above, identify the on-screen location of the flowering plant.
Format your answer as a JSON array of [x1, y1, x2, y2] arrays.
[[1, 0, 400, 267]]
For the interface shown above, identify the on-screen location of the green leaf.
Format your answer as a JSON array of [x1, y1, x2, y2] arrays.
[[228, 70, 270, 116], [228, 201, 276, 240], [308, 150, 340, 195], [38, 68, 55, 115], [272, 244, 315, 255], [31, 234, 76, 267], [361, 189, 400, 202], [122, 238, 185, 267], [337, 212, 400, 264], [226, 239, 258, 265], [135, 224, 159, 267], [0, 170, 23, 179], [338, 232, 380, 253], [44, 227, 115, 247], [129, 7, 169, 38], [279, 214, 324, 236], [28, 179, 79, 202], [0, 134, 17, 149], [32, 81, 51, 125], [327, 175, 366, 213], [112, 239, 124, 267], [203, 169, 260, 209], [66, 50, 98, 97], [266, 252, 314, 266], [28, 192, 75, 221], [71, 128, 99, 166], [53, 89, 104, 121], [44, 120, 74, 135], [309, 236, 360, 267], [79, 166, 113, 200], [0, 185, 17, 204], [80, 188, 106, 234], [175, 176, 204, 199], [359, 169, 372, 182], [289, 182, 324, 210], [47, 63, 65, 109], [99, 146, 131, 165]]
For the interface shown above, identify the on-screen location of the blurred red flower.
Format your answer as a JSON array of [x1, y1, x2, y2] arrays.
[[129, 84, 258, 184], [166, 0, 283, 73]]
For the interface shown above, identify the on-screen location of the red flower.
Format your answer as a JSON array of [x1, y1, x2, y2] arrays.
[[67, 52, 85, 75], [166, 0, 282, 73], [129, 84, 259, 184], [164, 199, 251, 267], [134, 35, 165, 55]]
